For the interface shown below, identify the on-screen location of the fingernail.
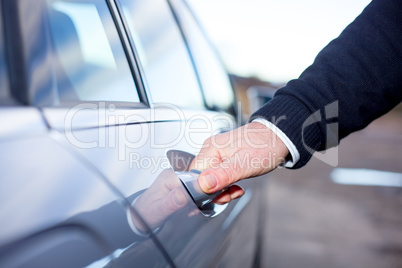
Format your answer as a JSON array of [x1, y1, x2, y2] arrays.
[[201, 173, 218, 190], [232, 191, 244, 199]]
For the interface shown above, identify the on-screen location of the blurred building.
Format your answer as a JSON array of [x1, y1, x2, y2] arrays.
[[229, 74, 284, 120]]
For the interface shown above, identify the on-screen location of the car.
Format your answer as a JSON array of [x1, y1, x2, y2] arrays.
[[0, 0, 266, 267]]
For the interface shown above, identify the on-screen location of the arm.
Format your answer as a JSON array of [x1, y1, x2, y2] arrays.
[[191, 0, 402, 200], [250, 0, 402, 168]]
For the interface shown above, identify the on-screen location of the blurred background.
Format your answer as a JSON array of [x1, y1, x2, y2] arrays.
[[189, 0, 402, 267]]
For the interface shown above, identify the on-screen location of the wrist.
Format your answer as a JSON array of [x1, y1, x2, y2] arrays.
[[250, 118, 300, 168], [245, 122, 289, 169]]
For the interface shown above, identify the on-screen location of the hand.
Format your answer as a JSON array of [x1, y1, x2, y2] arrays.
[[189, 122, 289, 204], [132, 169, 189, 232]]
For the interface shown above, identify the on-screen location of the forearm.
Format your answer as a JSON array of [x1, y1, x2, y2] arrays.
[[251, 0, 402, 168]]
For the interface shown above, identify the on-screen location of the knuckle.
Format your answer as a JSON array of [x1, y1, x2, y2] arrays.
[[216, 165, 237, 186]]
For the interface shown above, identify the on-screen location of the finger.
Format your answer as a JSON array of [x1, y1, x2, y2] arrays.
[[163, 169, 184, 190], [189, 136, 225, 171], [197, 155, 246, 193], [159, 188, 188, 218], [189, 151, 221, 171], [213, 185, 245, 205], [188, 209, 200, 217]]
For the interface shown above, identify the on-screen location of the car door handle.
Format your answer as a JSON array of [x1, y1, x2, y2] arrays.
[[177, 169, 227, 207], [166, 150, 228, 217]]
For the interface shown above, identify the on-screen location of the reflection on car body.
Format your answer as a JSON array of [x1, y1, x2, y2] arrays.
[[0, 0, 266, 267]]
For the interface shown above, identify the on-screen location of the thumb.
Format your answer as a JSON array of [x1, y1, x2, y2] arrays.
[[197, 158, 245, 193]]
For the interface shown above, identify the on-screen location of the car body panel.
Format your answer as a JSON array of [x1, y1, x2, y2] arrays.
[[45, 107, 246, 266], [0, 0, 264, 266], [0, 107, 170, 267]]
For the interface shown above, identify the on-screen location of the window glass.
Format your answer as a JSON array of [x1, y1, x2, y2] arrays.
[[0, 8, 9, 103], [174, 1, 235, 113], [119, 0, 204, 109], [47, 0, 139, 103]]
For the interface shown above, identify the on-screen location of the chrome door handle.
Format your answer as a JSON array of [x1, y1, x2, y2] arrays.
[[177, 169, 227, 208], [166, 150, 228, 217]]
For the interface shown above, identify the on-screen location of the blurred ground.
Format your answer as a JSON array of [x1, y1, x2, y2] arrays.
[[262, 107, 402, 268]]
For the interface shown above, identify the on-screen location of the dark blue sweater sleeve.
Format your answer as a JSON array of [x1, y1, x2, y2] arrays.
[[250, 0, 402, 169]]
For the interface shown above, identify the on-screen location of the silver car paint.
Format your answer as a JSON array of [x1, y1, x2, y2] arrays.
[[0, 0, 263, 266]]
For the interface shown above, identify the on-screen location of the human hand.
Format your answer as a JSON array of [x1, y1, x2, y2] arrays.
[[132, 169, 189, 232], [189, 122, 289, 204]]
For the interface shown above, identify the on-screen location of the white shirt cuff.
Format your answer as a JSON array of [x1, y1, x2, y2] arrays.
[[252, 118, 300, 168]]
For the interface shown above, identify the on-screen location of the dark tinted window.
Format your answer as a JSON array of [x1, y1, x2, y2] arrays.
[[119, 0, 204, 109], [47, 0, 139, 103]]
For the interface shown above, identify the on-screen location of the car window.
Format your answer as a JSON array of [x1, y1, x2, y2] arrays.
[[119, 0, 204, 109], [174, 1, 235, 114], [47, 0, 139, 104]]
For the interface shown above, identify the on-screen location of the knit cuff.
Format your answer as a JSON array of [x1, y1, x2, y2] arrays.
[[249, 95, 322, 169]]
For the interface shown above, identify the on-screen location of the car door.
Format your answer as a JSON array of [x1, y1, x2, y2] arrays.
[[8, 0, 263, 267], [169, 1, 267, 266], [104, 1, 263, 266], [0, 0, 171, 267], [120, 1, 264, 266]]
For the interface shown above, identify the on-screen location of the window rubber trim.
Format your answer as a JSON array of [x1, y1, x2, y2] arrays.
[[107, 0, 152, 108]]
